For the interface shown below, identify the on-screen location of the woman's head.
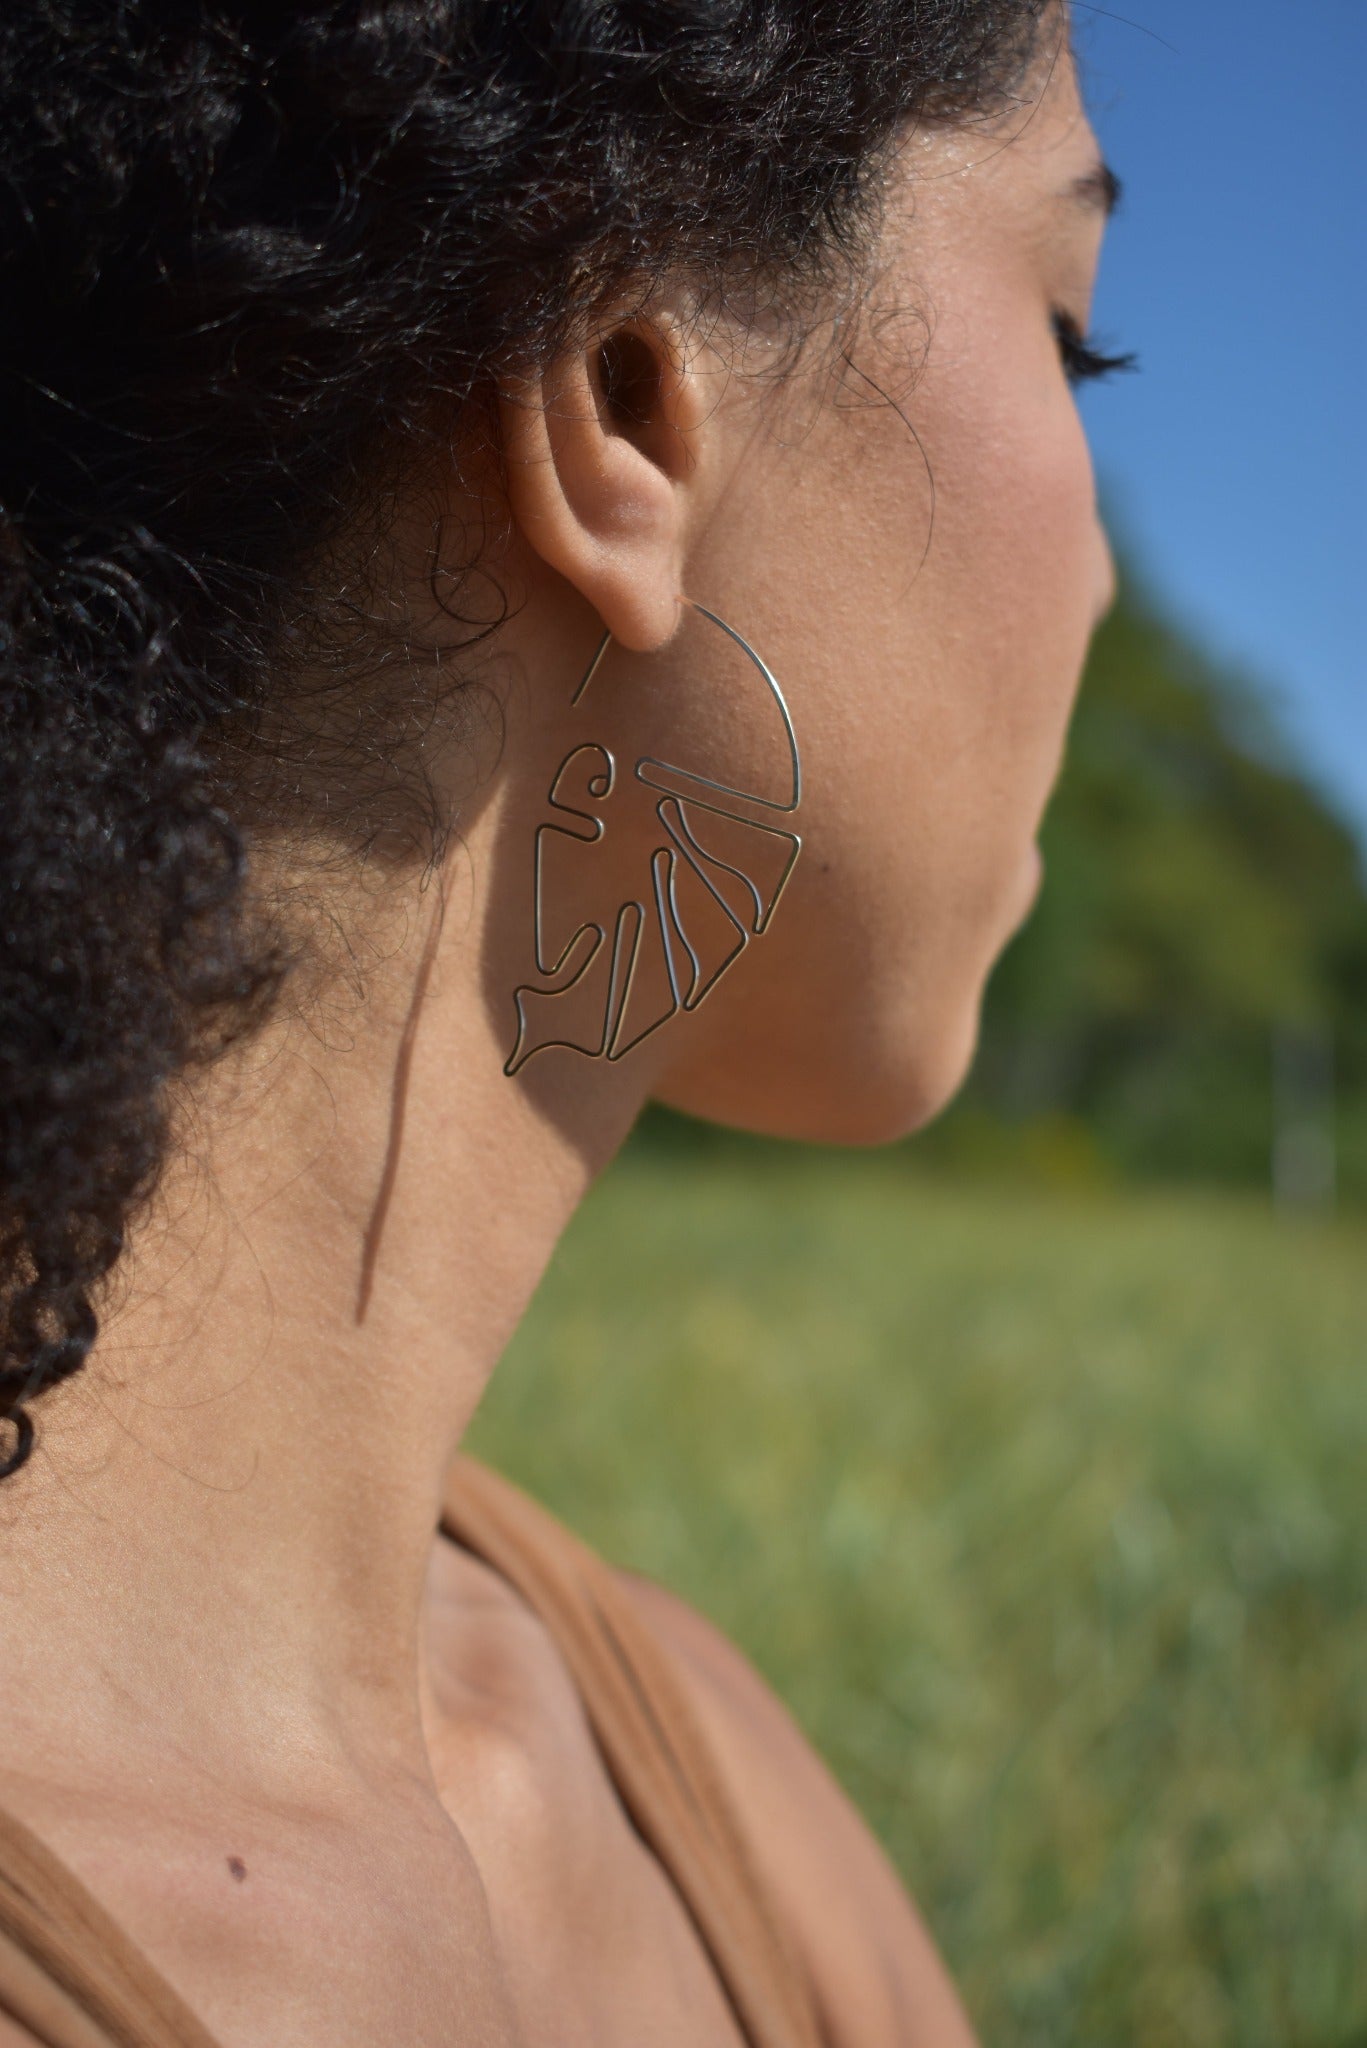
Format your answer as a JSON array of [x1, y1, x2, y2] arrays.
[[484, 38, 1120, 1146], [1, 0, 1115, 1476]]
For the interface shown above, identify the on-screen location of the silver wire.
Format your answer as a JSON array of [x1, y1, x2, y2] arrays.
[[505, 601, 803, 1075]]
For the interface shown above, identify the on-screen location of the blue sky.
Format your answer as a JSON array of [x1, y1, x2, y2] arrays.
[[1071, 0, 1365, 849]]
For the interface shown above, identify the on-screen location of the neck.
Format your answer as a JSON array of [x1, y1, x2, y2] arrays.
[[0, 768, 651, 1815]]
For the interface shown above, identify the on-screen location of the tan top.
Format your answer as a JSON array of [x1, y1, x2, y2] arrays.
[[0, 1456, 825, 2048]]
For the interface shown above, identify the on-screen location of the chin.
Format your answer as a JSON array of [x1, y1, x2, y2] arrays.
[[658, 989, 985, 1150], [831, 1005, 983, 1147]]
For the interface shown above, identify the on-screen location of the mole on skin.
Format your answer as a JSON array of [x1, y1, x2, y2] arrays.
[[226, 1856, 248, 1882]]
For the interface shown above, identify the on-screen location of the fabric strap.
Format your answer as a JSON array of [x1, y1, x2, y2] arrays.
[[0, 1816, 219, 2048], [440, 1456, 824, 2048]]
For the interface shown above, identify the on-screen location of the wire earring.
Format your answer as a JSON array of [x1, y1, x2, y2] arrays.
[[504, 599, 802, 1076]]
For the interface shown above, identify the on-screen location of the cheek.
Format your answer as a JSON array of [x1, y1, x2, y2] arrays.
[[816, 346, 1100, 930], [661, 347, 1104, 1142], [917, 340, 1101, 772], [856, 349, 1102, 1005]]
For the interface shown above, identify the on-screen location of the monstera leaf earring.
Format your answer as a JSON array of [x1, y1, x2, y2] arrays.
[[504, 600, 802, 1075]]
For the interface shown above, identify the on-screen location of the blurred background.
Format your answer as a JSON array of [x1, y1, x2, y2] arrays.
[[471, 8, 1366, 2043]]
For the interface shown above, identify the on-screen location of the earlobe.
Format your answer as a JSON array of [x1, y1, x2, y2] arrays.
[[499, 316, 706, 653]]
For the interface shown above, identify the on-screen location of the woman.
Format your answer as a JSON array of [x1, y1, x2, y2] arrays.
[[0, 1, 1128, 2041]]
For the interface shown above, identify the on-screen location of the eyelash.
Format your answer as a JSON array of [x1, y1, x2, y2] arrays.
[[1052, 310, 1138, 389]]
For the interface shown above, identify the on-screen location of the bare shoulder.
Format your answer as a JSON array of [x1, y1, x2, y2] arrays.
[[618, 1572, 980, 2048]]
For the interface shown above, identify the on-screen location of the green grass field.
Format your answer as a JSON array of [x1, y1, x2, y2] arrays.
[[467, 1138, 1367, 2047]]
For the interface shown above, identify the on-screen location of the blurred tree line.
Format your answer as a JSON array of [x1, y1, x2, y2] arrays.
[[646, 563, 1367, 1202], [921, 561, 1367, 1201]]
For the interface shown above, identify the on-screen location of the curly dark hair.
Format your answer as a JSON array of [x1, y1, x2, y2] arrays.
[[0, 0, 1051, 1480]]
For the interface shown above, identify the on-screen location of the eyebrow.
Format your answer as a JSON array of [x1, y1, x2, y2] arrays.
[[1069, 159, 1123, 220]]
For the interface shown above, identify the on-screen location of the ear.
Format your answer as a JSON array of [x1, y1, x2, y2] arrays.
[[498, 315, 708, 653]]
